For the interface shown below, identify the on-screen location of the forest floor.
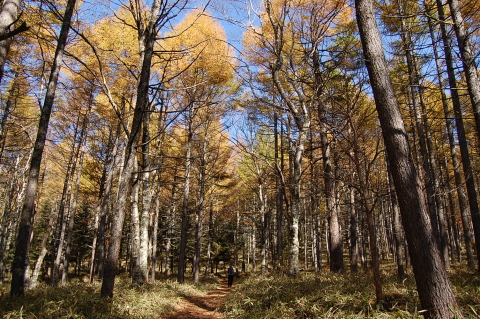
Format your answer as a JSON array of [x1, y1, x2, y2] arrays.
[[0, 273, 230, 318], [1, 265, 478, 318], [162, 277, 231, 319]]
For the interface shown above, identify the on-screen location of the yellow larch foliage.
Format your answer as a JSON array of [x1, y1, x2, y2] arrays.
[[67, 6, 142, 125], [242, 0, 350, 68], [163, 10, 235, 86]]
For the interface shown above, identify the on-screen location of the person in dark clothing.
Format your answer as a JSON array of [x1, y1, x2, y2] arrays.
[[227, 265, 234, 287]]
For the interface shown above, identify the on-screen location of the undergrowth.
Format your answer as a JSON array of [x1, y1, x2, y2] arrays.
[[0, 274, 219, 318], [223, 265, 480, 318], [1, 265, 479, 318]]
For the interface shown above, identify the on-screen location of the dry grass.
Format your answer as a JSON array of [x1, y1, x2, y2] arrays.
[[0, 264, 478, 318], [223, 264, 480, 318], [0, 274, 219, 318]]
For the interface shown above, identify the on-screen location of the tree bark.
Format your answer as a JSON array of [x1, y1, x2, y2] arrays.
[[139, 107, 154, 284], [130, 161, 142, 284], [387, 169, 405, 279], [351, 132, 382, 301], [51, 166, 73, 287], [274, 113, 284, 269], [178, 129, 192, 284], [205, 204, 213, 275], [312, 46, 343, 273], [29, 205, 55, 289], [61, 142, 86, 286], [10, 0, 76, 297], [151, 196, 160, 281], [396, 3, 448, 265], [425, 5, 475, 268], [258, 180, 267, 277], [0, 154, 21, 282], [101, 0, 161, 298], [53, 97, 91, 286], [193, 138, 207, 284], [165, 169, 179, 277], [435, 0, 479, 270], [101, 150, 137, 297], [323, 128, 342, 273], [0, 0, 21, 84], [447, 0, 480, 271], [355, 0, 463, 316], [349, 184, 358, 272], [0, 83, 17, 161], [264, 0, 311, 275], [94, 131, 120, 281]]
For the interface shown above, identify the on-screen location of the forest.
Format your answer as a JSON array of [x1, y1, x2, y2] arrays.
[[0, 0, 479, 317]]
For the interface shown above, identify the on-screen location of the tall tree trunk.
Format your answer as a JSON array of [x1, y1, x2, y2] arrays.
[[2, 151, 32, 283], [0, 154, 20, 282], [52, 115, 84, 287], [323, 131, 343, 273], [10, 0, 76, 297], [206, 204, 213, 275], [349, 185, 358, 272], [89, 204, 100, 283], [387, 169, 405, 279], [151, 102, 167, 280], [95, 132, 120, 280], [315, 215, 322, 272], [251, 225, 257, 272], [89, 154, 109, 283], [343, 94, 361, 269], [355, 0, 463, 316], [352, 137, 382, 301], [151, 196, 160, 281], [57, 91, 92, 287], [61, 143, 85, 286], [30, 205, 55, 289], [288, 128, 307, 275], [235, 209, 240, 270], [435, 0, 479, 270], [193, 139, 207, 284], [303, 205, 308, 270], [101, 0, 161, 298], [443, 169, 462, 264], [0, 83, 18, 162], [448, 0, 480, 145], [258, 183, 267, 277], [425, 7, 475, 268], [130, 161, 142, 285], [165, 169, 179, 277], [397, 2, 449, 266], [447, 0, 480, 270], [0, 0, 21, 84], [313, 48, 343, 273], [308, 132, 322, 272], [274, 113, 284, 269], [364, 199, 382, 301], [178, 130, 192, 284], [101, 135, 138, 298], [51, 173, 73, 287], [140, 109, 154, 284], [264, 0, 310, 275]]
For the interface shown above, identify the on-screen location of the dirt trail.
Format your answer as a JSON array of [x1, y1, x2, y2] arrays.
[[163, 278, 231, 319]]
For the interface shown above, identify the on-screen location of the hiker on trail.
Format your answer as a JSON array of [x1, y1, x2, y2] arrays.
[[227, 265, 234, 287]]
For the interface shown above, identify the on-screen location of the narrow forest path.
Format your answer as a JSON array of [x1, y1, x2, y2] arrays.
[[162, 277, 231, 319]]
